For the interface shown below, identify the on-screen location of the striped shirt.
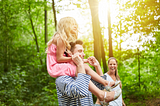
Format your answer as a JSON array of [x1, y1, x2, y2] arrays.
[[56, 73, 94, 106], [56, 73, 105, 106]]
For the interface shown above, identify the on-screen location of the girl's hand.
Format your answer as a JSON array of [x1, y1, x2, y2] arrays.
[[87, 56, 99, 67], [67, 51, 72, 57], [83, 59, 88, 63]]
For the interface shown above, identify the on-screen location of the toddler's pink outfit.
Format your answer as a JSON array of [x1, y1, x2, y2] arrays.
[[47, 44, 76, 78]]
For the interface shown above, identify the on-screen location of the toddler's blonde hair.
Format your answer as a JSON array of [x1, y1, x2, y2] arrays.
[[46, 17, 78, 52]]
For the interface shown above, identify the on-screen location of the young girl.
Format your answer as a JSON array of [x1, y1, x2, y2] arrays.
[[46, 17, 121, 103], [46, 17, 78, 78]]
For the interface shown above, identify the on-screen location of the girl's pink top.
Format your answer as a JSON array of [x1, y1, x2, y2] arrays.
[[47, 44, 76, 78]]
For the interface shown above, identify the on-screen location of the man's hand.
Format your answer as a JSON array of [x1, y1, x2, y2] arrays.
[[72, 53, 83, 65], [72, 53, 86, 74]]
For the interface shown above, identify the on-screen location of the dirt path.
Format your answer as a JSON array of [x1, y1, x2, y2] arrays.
[[145, 97, 160, 106], [128, 96, 160, 106]]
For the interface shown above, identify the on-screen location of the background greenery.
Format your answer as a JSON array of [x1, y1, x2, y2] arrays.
[[0, 0, 160, 105]]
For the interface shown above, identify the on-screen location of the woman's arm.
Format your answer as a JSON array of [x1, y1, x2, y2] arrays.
[[56, 37, 72, 63], [120, 84, 126, 106], [122, 98, 126, 106]]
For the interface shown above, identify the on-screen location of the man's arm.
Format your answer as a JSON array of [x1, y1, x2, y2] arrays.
[[56, 54, 91, 98]]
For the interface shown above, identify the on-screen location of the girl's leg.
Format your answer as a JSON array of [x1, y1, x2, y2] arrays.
[[95, 99, 101, 105], [88, 80, 116, 102]]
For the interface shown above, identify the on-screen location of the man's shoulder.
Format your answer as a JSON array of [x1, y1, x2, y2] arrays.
[[56, 76, 75, 83], [56, 74, 91, 84]]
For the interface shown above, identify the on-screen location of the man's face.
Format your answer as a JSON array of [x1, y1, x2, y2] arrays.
[[72, 44, 85, 59]]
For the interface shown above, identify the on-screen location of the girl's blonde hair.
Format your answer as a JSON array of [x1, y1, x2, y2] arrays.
[[108, 57, 122, 88], [46, 17, 78, 52]]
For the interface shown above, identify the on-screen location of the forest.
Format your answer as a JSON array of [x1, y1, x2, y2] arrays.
[[0, 0, 160, 105]]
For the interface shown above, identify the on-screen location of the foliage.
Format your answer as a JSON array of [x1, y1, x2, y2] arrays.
[[112, 0, 160, 104], [123, 0, 160, 35], [0, 68, 58, 105], [0, 0, 58, 105], [0, 0, 160, 105]]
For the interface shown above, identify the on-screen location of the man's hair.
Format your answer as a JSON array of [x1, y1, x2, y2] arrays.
[[70, 40, 83, 52]]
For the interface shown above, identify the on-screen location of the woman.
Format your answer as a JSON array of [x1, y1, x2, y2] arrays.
[[94, 57, 126, 106]]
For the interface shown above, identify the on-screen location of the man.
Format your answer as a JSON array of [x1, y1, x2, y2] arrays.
[[55, 40, 120, 106]]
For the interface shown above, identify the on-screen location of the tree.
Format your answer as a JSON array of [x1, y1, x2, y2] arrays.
[[88, 0, 102, 64], [27, 0, 43, 65], [88, 0, 107, 71], [0, 0, 22, 72], [52, 0, 57, 31], [122, 0, 160, 35], [107, 0, 113, 57], [44, 0, 48, 44]]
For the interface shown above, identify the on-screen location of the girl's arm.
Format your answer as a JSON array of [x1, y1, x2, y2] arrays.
[[87, 56, 103, 76], [56, 38, 72, 63]]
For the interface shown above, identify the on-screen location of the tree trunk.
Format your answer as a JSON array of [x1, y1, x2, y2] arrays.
[[119, 21, 122, 51], [107, 0, 113, 57], [44, 0, 48, 71], [4, 43, 8, 72], [137, 47, 140, 89], [44, 0, 48, 44], [88, 0, 102, 64], [3, 0, 8, 72], [28, 3, 43, 65], [101, 38, 107, 73], [52, 0, 57, 31]]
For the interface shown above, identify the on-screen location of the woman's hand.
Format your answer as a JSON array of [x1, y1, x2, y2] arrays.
[[122, 102, 126, 106]]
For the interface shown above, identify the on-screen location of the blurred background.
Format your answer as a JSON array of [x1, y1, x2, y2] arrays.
[[0, 0, 160, 105]]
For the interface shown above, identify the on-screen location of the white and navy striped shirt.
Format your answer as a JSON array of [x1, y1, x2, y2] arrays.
[[56, 73, 105, 106]]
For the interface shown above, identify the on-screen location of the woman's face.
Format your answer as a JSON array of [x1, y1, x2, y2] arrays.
[[108, 59, 118, 73]]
